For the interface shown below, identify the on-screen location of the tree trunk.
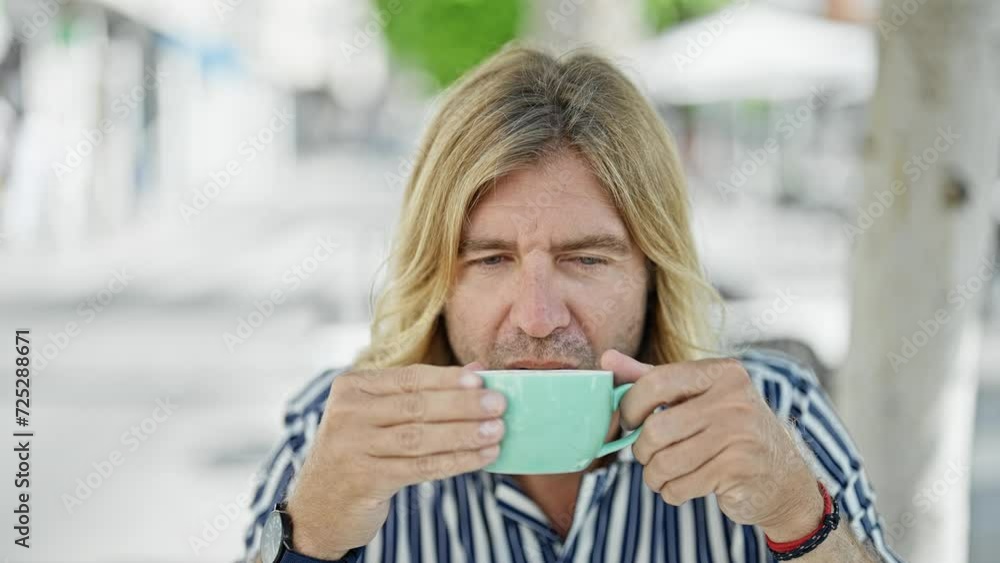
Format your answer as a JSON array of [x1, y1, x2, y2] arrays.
[[836, 0, 998, 561]]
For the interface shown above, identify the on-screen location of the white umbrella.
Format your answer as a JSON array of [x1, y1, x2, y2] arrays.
[[627, 3, 876, 105]]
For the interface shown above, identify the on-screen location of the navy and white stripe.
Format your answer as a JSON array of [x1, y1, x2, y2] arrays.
[[243, 350, 903, 563]]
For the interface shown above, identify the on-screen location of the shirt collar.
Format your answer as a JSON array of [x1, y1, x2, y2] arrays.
[[483, 438, 636, 544]]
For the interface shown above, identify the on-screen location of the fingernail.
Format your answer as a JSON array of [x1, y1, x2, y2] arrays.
[[459, 372, 482, 388], [479, 445, 500, 459], [481, 392, 505, 414], [479, 419, 503, 437]]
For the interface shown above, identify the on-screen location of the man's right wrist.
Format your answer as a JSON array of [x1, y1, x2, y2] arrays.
[[284, 496, 351, 561], [287, 539, 348, 562], [278, 546, 361, 563]]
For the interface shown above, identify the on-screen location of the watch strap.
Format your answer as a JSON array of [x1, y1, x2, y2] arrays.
[[278, 546, 364, 563], [272, 500, 366, 563]]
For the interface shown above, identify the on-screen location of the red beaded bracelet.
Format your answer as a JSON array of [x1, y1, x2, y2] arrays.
[[765, 481, 840, 560]]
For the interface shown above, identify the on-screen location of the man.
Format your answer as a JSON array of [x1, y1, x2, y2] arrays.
[[244, 46, 901, 562]]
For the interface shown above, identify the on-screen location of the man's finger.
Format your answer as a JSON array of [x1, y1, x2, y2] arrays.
[[379, 447, 502, 486], [655, 450, 725, 507], [365, 388, 507, 426], [642, 426, 728, 493], [630, 399, 710, 464], [352, 362, 485, 395], [600, 349, 653, 385], [366, 420, 504, 457], [618, 360, 718, 430]]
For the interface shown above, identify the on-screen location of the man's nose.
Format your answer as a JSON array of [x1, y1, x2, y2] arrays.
[[510, 258, 570, 338]]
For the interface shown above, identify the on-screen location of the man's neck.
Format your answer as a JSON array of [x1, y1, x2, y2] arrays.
[[512, 472, 582, 539], [509, 415, 623, 539]]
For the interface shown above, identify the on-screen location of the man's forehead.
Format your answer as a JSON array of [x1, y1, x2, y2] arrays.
[[467, 179, 621, 232], [460, 196, 633, 257], [478, 157, 615, 206], [463, 196, 626, 242]]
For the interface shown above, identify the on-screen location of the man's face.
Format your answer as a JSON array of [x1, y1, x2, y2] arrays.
[[444, 150, 651, 370]]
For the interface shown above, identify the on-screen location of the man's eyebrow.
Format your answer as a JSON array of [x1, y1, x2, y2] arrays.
[[553, 233, 632, 255], [458, 238, 517, 256], [458, 233, 632, 256]]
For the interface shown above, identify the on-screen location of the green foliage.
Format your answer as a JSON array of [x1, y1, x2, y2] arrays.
[[646, 0, 682, 31], [374, 0, 522, 89]]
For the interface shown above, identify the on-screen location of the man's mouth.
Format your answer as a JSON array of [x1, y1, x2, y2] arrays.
[[505, 360, 579, 370]]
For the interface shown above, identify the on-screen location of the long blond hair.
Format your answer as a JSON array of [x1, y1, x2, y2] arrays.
[[353, 45, 721, 369]]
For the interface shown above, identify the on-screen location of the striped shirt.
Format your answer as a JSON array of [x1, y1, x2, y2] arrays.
[[243, 349, 903, 563]]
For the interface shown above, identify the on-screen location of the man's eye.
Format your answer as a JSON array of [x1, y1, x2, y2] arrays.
[[475, 255, 507, 267], [574, 256, 608, 267]]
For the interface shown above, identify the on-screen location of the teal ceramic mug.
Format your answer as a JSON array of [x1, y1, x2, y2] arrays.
[[475, 369, 642, 474]]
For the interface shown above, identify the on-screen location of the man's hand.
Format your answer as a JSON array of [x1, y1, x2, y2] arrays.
[[601, 350, 824, 541], [283, 363, 506, 560]]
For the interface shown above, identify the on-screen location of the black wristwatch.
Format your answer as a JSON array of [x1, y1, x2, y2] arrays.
[[260, 500, 363, 563]]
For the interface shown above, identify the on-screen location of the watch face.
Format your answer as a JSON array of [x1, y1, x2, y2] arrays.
[[261, 510, 284, 563]]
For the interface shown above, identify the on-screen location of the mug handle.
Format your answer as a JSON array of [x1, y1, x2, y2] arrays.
[[596, 383, 643, 458]]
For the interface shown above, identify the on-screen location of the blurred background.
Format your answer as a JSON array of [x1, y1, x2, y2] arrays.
[[0, 0, 996, 561]]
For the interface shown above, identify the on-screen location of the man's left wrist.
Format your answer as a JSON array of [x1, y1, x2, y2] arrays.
[[761, 480, 826, 542]]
